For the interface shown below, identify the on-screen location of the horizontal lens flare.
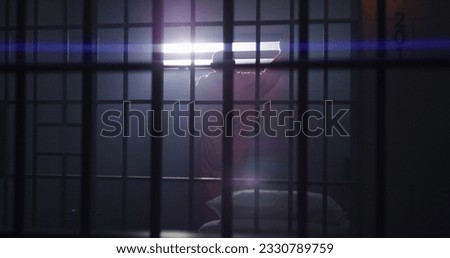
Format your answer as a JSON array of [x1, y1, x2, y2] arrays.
[[1, 39, 450, 65]]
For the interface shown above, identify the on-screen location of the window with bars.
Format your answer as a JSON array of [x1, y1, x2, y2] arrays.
[[2, 0, 450, 238]]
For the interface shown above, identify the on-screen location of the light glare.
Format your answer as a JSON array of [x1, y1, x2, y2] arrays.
[[162, 41, 279, 66]]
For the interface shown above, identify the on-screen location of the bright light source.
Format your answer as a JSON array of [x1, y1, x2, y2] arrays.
[[163, 59, 213, 66], [162, 42, 224, 54], [163, 41, 279, 53], [235, 58, 274, 64], [162, 41, 280, 66]]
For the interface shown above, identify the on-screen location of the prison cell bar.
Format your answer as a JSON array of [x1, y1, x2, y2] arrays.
[[254, 0, 262, 234], [287, 0, 295, 236], [376, 0, 387, 238], [80, 0, 96, 236], [121, 1, 130, 231], [122, 0, 130, 232], [13, 0, 27, 236], [322, 0, 330, 237], [2, 0, 10, 231], [188, 0, 196, 231], [150, 0, 164, 238], [1, 0, 402, 238], [60, 0, 69, 231], [222, 0, 235, 238], [3, 59, 450, 73], [1, 66, 6, 229], [31, 0, 39, 229], [297, 0, 309, 238]]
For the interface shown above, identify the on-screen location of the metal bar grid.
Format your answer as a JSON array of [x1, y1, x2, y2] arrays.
[[4, 59, 450, 73], [150, 0, 164, 238], [0, 95, 6, 230], [0, 0, 416, 238], [0, 76, 7, 230], [297, 0, 309, 238], [31, 0, 38, 229], [351, 0, 364, 237], [121, 0, 130, 232], [0, 14, 9, 229], [287, 0, 296, 237], [375, 0, 387, 238], [188, 0, 196, 231], [13, 0, 27, 236], [0, 18, 358, 31], [1, 0, 10, 232], [0, 99, 364, 106], [322, 0, 330, 237], [60, 0, 70, 231], [253, 0, 262, 234], [80, 0, 95, 236], [2, 173, 365, 188], [221, 0, 235, 238]]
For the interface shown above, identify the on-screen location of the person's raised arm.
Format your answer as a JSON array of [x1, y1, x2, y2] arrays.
[[259, 33, 290, 97]]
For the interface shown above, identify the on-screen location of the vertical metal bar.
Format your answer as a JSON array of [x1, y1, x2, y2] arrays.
[[60, 0, 69, 230], [122, 0, 129, 232], [14, 0, 27, 236], [0, 88, 6, 229], [188, 0, 195, 231], [222, 0, 234, 238], [376, 0, 386, 238], [254, 0, 261, 234], [297, 0, 309, 238], [31, 0, 38, 230], [322, 0, 329, 237], [351, 0, 363, 237], [0, 15, 7, 226], [81, 0, 95, 236], [287, 0, 295, 236], [2, 0, 10, 230], [150, 0, 164, 238]]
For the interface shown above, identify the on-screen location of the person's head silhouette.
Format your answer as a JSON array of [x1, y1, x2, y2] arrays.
[[210, 50, 236, 70]]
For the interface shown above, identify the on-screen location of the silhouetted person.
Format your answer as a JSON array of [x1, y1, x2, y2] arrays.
[[195, 37, 290, 226]]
